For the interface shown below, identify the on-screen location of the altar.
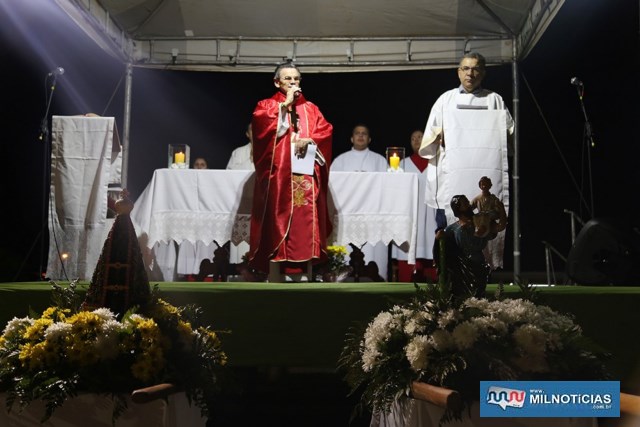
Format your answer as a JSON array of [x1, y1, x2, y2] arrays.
[[130, 169, 419, 279]]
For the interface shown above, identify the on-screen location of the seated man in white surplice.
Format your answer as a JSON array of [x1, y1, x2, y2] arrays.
[[419, 52, 514, 270], [331, 124, 390, 280]]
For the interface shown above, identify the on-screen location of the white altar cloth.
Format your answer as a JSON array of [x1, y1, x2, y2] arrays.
[[372, 398, 597, 427], [0, 392, 205, 427], [131, 170, 418, 268], [46, 115, 121, 281]]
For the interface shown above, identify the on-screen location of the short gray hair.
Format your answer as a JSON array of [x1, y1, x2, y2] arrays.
[[460, 51, 486, 69], [273, 62, 300, 80]]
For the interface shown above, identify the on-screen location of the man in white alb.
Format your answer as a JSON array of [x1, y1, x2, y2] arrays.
[[331, 124, 389, 280], [226, 123, 255, 171], [419, 51, 514, 269]]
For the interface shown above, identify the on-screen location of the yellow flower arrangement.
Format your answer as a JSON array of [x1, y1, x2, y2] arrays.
[[326, 245, 348, 272], [0, 283, 228, 423]]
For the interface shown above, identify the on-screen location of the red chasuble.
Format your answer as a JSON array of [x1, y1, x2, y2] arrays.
[[249, 92, 333, 273]]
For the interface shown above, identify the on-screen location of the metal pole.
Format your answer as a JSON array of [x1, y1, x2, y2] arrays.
[[545, 245, 551, 286], [511, 38, 521, 281], [121, 63, 133, 189]]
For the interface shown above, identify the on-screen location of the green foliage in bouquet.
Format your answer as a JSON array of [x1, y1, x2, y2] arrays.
[[0, 281, 228, 424], [339, 283, 610, 423], [326, 245, 349, 273]]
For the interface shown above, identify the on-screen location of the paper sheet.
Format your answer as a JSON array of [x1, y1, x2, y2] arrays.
[[291, 142, 317, 175]]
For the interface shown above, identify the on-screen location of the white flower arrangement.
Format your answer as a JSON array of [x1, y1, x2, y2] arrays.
[[340, 284, 609, 423]]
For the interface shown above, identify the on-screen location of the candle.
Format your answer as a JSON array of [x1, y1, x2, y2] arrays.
[[389, 153, 400, 170], [175, 151, 185, 164]]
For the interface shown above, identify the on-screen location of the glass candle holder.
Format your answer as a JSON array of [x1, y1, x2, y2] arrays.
[[386, 147, 405, 172], [168, 144, 190, 169]]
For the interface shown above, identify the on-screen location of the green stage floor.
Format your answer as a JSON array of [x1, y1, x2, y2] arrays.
[[1, 281, 639, 390]]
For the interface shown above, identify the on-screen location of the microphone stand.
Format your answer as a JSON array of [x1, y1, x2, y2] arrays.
[[573, 83, 595, 218], [37, 74, 59, 279]]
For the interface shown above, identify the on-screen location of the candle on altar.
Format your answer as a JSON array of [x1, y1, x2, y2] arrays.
[[174, 151, 185, 164], [389, 153, 400, 170]]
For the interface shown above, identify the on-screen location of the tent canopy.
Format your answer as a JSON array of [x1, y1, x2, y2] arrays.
[[54, 0, 565, 277], [57, 0, 563, 72]]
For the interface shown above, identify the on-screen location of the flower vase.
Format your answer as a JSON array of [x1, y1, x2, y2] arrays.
[[323, 271, 338, 282], [322, 267, 351, 282]]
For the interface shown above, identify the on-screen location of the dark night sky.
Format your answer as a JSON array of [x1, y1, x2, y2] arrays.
[[1, 0, 638, 280]]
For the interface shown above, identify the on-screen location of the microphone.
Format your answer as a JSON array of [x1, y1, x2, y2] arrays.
[[48, 67, 65, 76], [570, 77, 583, 87]]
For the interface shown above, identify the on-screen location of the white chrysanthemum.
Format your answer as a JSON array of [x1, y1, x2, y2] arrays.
[[437, 309, 458, 329], [44, 322, 72, 341], [92, 308, 116, 321], [361, 346, 379, 372], [2, 316, 35, 339], [361, 311, 397, 372], [127, 314, 146, 323], [463, 297, 491, 311], [430, 329, 454, 352], [95, 322, 123, 360], [530, 305, 577, 333], [545, 332, 564, 352], [468, 315, 508, 339], [511, 325, 550, 373], [403, 310, 432, 335], [101, 319, 123, 334], [452, 321, 479, 350], [513, 324, 547, 356], [492, 298, 533, 324], [405, 335, 431, 371]]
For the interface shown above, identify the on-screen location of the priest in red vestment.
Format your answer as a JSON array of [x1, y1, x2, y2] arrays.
[[249, 63, 333, 281]]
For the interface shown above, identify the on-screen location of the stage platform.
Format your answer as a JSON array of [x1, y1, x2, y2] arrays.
[[1, 281, 639, 389]]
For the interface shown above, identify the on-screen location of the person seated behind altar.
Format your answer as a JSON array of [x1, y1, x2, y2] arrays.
[[226, 123, 255, 171], [391, 129, 438, 282], [193, 157, 208, 169], [330, 124, 387, 172], [331, 124, 389, 280]]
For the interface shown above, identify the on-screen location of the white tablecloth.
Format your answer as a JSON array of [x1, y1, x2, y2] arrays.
[[0, 392, 205, 427], [46, 115, 121, 281], [372, 399, 597, 427], [131, 170, 418, 264]]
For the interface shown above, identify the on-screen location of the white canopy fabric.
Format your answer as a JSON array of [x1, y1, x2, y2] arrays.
[[56, 0, 563, 72]]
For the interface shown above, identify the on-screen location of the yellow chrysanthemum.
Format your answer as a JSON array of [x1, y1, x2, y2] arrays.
[[131, 358, 154, 382], [157, 299, 180, 315], [41, 307, 71, 322], [22, 318, 53, 342], [176, 320, 194, 342], [136, 318, 161, 341], [327, 245, 348, 255], [67, 312, 102, 334], [18, 342, 50, 370], [66, 341, 99, 366]]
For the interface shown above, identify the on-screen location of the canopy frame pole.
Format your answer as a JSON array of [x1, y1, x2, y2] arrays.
[[511, 38, 521, 281], [121, 63, 133, 189]]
